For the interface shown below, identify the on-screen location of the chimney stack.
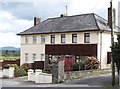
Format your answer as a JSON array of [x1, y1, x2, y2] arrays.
[[34, 17, 41, 26], [108, 7, 116, 29]]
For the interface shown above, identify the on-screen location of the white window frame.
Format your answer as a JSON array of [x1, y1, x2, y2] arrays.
[[84, 33, 90, 43], [72, 34, 77, 43], [61, 34, 66, 43], [41, 35, 45, 44], [33, 53, 36, 61], [51, 35, 55, 43], [25, 36, 29, 44], [33, 36, 37, 44]]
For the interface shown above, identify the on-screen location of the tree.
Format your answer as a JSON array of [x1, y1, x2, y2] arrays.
[[112, 35, 120, 86]]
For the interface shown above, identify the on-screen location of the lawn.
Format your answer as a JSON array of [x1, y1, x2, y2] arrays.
[[0, 56, 20, 60]]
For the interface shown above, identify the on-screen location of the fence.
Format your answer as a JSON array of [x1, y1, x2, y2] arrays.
[[0, 59, 20, 67]]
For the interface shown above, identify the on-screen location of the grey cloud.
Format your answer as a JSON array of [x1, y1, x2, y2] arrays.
[[1, 2, 70, 20]]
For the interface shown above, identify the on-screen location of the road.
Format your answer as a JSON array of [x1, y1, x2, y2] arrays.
[[1, 74, 119, 89]]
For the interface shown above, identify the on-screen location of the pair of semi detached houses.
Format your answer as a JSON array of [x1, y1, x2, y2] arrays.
[[17, 13, 120, 70]]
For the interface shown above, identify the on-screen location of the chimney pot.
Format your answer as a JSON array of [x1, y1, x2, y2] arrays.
[[34, 17, 41, 26]]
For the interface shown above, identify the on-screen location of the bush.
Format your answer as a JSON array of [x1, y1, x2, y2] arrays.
[[73, 62, 85, 71], [3, 64, 10, 69], [6, 64, 27, 77], [19, 67, 27, 76], [84, 56, 100, 70], [73, 62, 79, 71], [21, 63, 33, 71]]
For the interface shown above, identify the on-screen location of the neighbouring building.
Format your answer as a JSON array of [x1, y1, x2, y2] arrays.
[[17, 12, 120, 70]]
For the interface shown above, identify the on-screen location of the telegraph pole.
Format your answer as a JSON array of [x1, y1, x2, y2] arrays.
[[110, 0, 115, 86]]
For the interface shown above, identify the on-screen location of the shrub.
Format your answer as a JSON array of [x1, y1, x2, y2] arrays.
[[3, 64, 10, 69], [73, 62, 79, 71], [84, 56, 100, 70], [73, 62, 85, 71], [19, 67, 27, 76], [21, 63, 32, 71]]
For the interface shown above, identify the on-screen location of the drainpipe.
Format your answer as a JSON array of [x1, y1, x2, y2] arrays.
[[100, 32, 102, 69]]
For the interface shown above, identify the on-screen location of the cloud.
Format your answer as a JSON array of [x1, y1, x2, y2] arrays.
[[0, 32, 20, 47], [0, 10, 33, 33], [0, 11, 33, 47], [0, 0, 119, 47]]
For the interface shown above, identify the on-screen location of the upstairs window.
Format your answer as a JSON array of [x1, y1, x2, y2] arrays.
[[51, 35, 55, 43], [72, 34, 77, 43], [84, 33, 90, 43], [41, 35, 45, 44], [61, 34, 66, 43], [33, 36, 37, 44], [25, 36, 29, 44]]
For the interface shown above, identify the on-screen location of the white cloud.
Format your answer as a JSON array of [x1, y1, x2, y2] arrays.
[[0, 11, 33, 47], [0, 0, 119, 48], [0, 32, 20, 47]]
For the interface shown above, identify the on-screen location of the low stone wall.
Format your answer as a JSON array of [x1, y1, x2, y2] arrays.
[[0, 67, 15, 78], [64, 69, 111, 82], [28, 69, 52, 84]]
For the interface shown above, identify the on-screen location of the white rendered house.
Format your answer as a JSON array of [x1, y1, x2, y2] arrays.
[[17, 13, 120, 69]]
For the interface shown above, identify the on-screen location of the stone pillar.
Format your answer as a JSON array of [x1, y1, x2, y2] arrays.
[[45, 54, 49, 70], [51, 60, 59, 83], [58, 60, 64, 81], [28, 69, 34, 81], [35, 69, 42, 83], [51, 60, 64, 83]]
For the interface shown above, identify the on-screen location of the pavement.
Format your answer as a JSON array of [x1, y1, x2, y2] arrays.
[[0, 73, 119, 88]]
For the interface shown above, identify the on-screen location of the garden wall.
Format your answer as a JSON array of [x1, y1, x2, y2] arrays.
[[64, 69, 111, 81]]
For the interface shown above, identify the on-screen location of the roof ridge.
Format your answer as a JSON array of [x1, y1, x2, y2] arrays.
[[46, 13, 96, 20], [92, 13, 100, 30]]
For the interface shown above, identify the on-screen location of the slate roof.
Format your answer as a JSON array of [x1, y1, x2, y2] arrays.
[[17, 13, 120, 35]]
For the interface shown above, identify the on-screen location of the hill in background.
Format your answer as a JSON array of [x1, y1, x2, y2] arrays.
[[0, 46, 20, 56]]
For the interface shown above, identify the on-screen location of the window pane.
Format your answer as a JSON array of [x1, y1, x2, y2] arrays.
[[61, 34, 65, 43], [51, 35, 55, 43], [41, 35, 45, 44], [84, 33, 90, 43], [72, 34, 77, 43], [33, 36, 37, 44], [33, 54, 36, 61], [25, 53, 28, 62], [25, 36, 29, 44]]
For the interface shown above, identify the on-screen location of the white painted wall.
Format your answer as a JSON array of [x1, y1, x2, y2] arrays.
[[21, 44, 45, 65], [20, 31, 117, 68]]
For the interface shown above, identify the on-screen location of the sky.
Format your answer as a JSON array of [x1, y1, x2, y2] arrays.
[[0, 0, 119, 48]]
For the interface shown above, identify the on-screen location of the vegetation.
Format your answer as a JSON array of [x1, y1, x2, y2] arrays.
[[3, 64, 27, 77], [112, 35, 120, 86], [72, 56, 100, 71], [112, 35, 120, 72], [0, 56, 20, 60]]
